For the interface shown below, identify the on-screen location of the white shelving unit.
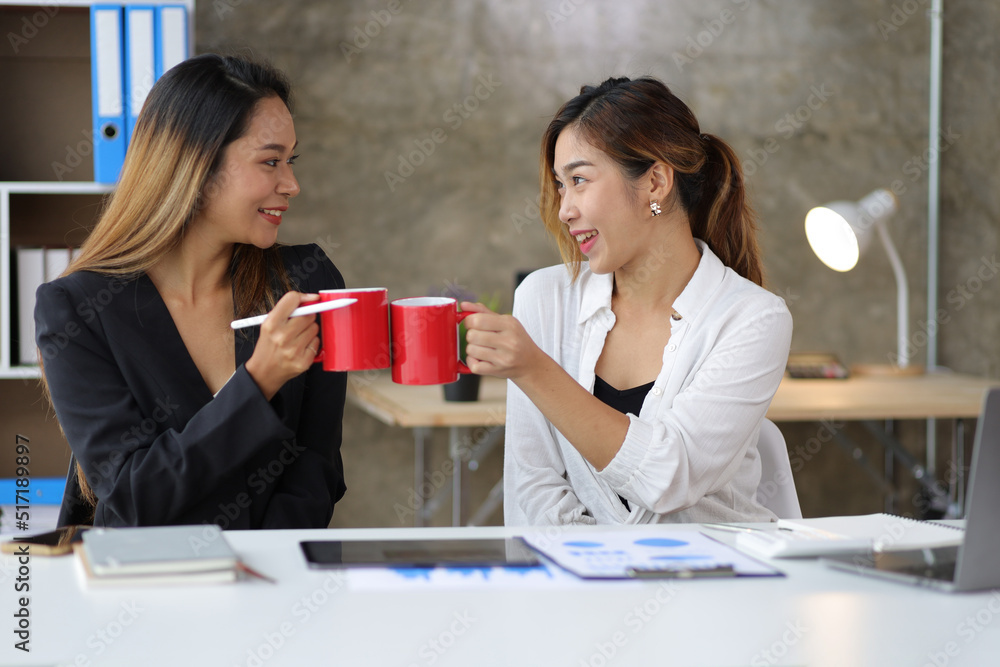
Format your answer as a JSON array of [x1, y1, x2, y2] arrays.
[[0, 1, 193, 380], [0, 181, 113, 377]]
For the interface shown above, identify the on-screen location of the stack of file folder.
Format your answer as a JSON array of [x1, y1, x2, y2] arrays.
[[91, 4, 189, 183], [13, 246, 78, 366]]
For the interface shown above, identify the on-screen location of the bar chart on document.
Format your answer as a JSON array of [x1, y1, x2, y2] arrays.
[[346, 564, 582, 590]]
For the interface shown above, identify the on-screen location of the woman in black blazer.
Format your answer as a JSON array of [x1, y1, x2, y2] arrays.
[[35, 54, 347, 529]]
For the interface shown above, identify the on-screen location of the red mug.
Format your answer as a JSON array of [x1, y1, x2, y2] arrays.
[[390, 297, 472, 385], [313, 288, 390, 371]]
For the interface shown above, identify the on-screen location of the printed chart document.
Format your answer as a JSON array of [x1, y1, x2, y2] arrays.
[[735, 513, 964, 559], [523, 530, 782, 580]]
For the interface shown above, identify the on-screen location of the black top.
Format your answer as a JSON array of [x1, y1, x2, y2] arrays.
[[593, 375, 655, 512], [593, 375, 655, 417], [35, 244, 347, 529]]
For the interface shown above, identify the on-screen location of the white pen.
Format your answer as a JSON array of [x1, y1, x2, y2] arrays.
[[230, 298, 356, 330], [701, 523, 770, 535]]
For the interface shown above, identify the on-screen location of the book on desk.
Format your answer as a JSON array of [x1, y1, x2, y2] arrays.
[[76, 525, 242, 586]]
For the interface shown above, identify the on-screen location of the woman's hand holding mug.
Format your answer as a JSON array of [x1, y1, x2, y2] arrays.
[[460, 301, 542, 381]]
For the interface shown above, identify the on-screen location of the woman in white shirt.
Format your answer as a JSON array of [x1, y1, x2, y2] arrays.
[[462, 76, 792, 526]]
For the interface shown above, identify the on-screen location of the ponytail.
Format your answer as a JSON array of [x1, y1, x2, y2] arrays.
[[540, 77, 764, 286], [686, 133, 763, 286]]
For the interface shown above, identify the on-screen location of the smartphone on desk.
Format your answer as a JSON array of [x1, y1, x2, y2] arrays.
[[1, 525, 88, 556]]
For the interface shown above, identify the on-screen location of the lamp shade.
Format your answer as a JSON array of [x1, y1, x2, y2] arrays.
[[805, 189, 897, 272], [803, 187, 913, 371]]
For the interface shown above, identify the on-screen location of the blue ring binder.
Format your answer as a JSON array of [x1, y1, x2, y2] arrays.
[[90, 3, 189, 185]]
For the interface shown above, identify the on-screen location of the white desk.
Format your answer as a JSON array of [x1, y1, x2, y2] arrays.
[[3, 524, 999, 666]]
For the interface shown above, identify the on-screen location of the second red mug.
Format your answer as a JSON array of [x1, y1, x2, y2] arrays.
[[390, 297, 472, 385]]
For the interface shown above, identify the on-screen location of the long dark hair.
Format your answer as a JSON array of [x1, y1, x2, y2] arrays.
[[49, 54, 296, 512], [540, 76, 763, 285]]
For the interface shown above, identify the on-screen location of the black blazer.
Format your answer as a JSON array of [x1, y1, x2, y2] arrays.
[[35, 244, 347, 529]]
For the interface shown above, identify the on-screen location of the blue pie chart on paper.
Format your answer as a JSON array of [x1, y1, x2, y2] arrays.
[[633, 538, 689, 548], [563, 541, 604, 548]]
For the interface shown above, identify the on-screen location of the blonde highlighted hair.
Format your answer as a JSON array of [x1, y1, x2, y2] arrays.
[[49, 54, 297, 511], [69, 53, 295, 316]]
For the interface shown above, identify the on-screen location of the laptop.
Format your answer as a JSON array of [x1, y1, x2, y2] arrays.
[[822, 387, 1000, 592]]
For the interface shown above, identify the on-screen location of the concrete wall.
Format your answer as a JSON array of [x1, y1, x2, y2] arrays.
[[191, 0, 996, 526]]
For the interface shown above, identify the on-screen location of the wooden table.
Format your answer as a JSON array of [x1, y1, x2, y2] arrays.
[[769, 373, 998, 421], [348, 374, 507, 526], [348, 372, 999, 525], [348, 373, 507, 428], [770, 372, 998, 516]]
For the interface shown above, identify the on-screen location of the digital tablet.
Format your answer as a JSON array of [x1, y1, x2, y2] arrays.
[[300, 537, 541, 569]]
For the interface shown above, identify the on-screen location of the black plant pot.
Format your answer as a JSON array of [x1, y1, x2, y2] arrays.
[[443, 374, 481, 402]]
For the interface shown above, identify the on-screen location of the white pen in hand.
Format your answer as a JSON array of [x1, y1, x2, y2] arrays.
[[230, 298, 356, 330]]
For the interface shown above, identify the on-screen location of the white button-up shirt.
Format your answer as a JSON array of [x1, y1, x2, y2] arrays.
[[504, 240, 792, 526]]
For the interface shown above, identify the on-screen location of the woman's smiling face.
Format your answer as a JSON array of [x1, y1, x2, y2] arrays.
[[193, 95, 301, 249], [553, 125, 650, 275]]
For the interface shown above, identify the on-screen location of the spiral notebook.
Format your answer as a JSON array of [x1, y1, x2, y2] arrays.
[[822, 387, 1000, 592], [735, 513, 963, 559]]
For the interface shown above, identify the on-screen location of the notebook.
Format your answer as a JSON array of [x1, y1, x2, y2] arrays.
[[735, 513, 963, 558], [77, 525, 240, 586], [822, 387, 1000, 592]]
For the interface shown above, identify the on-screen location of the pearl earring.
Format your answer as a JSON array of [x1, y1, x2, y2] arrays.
[[650, 201, 662, 217]]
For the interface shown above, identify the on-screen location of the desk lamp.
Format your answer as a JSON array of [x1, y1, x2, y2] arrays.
[[804, 188, 919, 374]]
